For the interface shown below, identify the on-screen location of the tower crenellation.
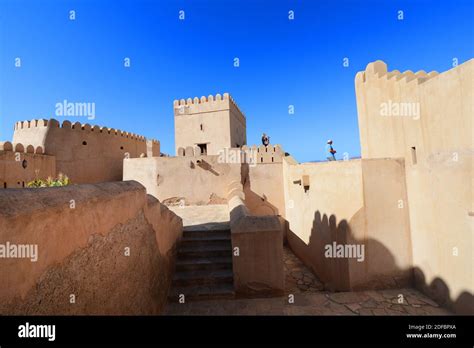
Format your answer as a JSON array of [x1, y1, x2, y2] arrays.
[[355, 60, 439, 85]]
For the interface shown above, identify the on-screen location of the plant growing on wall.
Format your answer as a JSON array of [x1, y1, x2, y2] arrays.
[[27, 173, 70, 188]]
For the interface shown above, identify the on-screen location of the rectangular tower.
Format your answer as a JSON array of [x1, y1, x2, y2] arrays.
[[173, 93, 246, 156]]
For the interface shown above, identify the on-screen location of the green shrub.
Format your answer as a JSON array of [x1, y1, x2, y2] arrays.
[[27, 173, 70, 188]]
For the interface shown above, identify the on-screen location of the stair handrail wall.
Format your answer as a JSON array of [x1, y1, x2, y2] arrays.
[[226, 180, 285, 297]]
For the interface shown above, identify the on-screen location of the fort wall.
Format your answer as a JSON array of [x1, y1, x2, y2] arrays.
[[0, 181, 182, 315], [355, 59, 473, 313], [123, 155, 242, 206], [240, 145, 286, 217], [282, 157, 412, 291], [143, 145, 286, 214], [0, 141, 56, 188], [12, 119, 160, 184]]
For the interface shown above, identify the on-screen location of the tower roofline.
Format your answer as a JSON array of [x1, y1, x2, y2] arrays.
[[173, 92, 245, 119]]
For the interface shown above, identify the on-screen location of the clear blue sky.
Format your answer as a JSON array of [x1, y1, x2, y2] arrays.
[[0, 0, 473, 162]]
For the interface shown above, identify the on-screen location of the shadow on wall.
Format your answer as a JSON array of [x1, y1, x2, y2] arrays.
[[196, 159, 220, 176], [413, 268, 474, 315], [286, 211, 473, 315]]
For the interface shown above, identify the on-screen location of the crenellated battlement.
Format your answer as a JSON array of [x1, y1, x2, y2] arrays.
[[0, 141, 45, 155], [15, 119, 149, 142], [355, 58, 473, 163], [11, 118, 160, 184], [242, 144, 284, 164], [175, 144, 284, 164], [355, 60, 439, 85], [173, 92, 245, 119], [0, 140, 56, 189]]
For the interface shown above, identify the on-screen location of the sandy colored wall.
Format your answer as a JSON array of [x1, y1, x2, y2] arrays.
[[0, 181, 182, 315], [228, 183, 284, 297], [350, 158, 412, 290], [355, 59, 473, 313], [229, 101, 246, 148], [0, 142, 56, 188], [282, 157, 412, 291], [123, 155, 242, 205], [244, 163, 285, 217], [174, 93, 246, 155], [283, 158, 365, 290], [243, 145, 286, 216], [12, 119, 159, 184]]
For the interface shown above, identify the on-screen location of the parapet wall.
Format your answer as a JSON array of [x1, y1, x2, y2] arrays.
[[176, 144, 284, 164], [172, 145, 286, 216], [242, 144, 284, 164], [355, 60, 473, 313], [173, 93, 245, 122], [12, 119, 160, 184], [282, 157, 412, 291], [123, 155, 242, 206], [355, 59, 472, 159], [0, 181, 182, 315], [227, 181, 284, 297], [0, 141, 56, 188]]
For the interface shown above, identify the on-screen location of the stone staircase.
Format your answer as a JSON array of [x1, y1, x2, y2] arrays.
[[167, 205, 235, 302]]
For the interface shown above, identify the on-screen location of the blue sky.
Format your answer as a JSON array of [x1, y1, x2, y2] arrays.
[[0, 0, 473, 162]]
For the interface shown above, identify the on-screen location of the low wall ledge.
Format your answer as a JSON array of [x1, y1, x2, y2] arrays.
[[0, 181, 146, 218], [231, 214, 281, 234]]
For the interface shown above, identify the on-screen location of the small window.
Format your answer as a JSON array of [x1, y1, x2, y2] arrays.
[[197, 143, 207, 155], [200, 124, 204, 131], [411, 146, 417, 165], [22, 159, 28, 169], [82, 141, 87, 146], [3, 183, 6, 188], [120, 146, 124, 150]]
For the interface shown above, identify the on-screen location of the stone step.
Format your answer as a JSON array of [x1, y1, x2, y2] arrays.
[[182, 229, 231, 241], [168, 283, 235, 302], [176, 256, 233, 271], [180, 237, 231, 249], [173, 269, 234, 287], [177, 242, 232, 259]]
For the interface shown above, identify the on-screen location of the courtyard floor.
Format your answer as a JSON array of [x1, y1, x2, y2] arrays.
[[163, 246, 451, 316]]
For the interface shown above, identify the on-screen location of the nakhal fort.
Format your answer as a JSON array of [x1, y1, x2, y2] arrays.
[[0, 59, 472, 315]]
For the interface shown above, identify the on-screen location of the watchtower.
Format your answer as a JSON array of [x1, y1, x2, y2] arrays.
[[173, 93, 246, 156]]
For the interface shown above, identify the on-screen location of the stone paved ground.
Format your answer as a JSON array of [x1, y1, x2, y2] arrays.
[[284, 246, 324, 293], [164, 245, 452, 316]]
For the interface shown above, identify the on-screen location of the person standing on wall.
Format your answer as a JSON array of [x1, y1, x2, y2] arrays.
[[262, 133, 270, 147], [326, 139, 337, 161]]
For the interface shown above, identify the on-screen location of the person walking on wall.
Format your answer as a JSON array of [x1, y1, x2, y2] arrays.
[[326, 139, 337, 161], [262, 133, 270, 147]]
